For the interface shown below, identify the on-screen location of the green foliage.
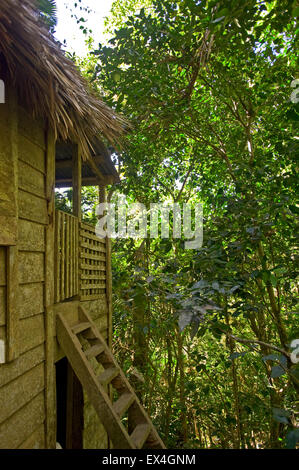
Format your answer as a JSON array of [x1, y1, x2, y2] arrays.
[[71, 0, 299, 449], [55, 186, 99, 224], [37, 0, 57, 32], [106, 0, 153, 33]]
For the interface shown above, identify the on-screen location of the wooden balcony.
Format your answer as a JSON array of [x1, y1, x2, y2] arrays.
[[54, 210, 107, 304]]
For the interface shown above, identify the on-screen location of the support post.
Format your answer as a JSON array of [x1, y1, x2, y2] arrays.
[[99, 185, 113, 450], [99, 185, 113, 349], [6, 87, 19, 362], [45, 125, 56, 449], [72, 144, 82, 220]]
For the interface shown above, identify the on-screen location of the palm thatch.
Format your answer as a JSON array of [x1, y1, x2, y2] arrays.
[[0, 0, 128, 159]]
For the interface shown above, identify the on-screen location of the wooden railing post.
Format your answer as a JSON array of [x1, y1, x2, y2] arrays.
[[45, 125, 56, 448], [98, 185, 113, 350], [54, 210, 79, 303]]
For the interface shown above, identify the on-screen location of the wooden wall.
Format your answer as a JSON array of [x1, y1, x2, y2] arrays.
[[0, 92, 112, 449], [0, 101, 48, 449], [0, 247, 7, 362]]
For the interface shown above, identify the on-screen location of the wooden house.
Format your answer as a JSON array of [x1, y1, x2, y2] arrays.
[[0, 0, 164, 450]]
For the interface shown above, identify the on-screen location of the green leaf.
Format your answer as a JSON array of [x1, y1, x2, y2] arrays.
[[292, 6, 299, 17], [262, 354, 280, 362], [270, 274, 277, 287], [212, 8, 229, 24], [229, 351, 247, 360], [286, 429, 299, 449], [273, 408, 291, 425], [112, 72, 121, 83], [289, 205, 299, 214], [212, 15, 225, 23], [271, 365, 285, 378], [196, 364, 206, 372], [229, 285, 240, 294], [286, 109, 299, 121], [197, 327, 207, 337], [290, 369, 299, 380]]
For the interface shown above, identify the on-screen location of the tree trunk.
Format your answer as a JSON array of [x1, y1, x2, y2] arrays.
[[224, 306, 244, 449], [176, 327, 188, 446]]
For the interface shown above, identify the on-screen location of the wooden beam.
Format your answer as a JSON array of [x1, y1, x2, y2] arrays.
[[86, 155, 106, 185], [54, 211, 61, 303], [55, 176, 116, 188], [99, 185, 113, 450], [55, 159, 72, 169], [99, 186, 113, 351]]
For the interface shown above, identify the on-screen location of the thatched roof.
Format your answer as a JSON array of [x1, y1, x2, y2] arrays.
[[0, 0, 128, 159]]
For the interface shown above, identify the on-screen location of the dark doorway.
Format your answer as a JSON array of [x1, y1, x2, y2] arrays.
[[56, 357, 84, 449]]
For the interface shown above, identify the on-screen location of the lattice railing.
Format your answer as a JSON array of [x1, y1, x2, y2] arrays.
[[54, 210, 79, 303], [79, 221, 106, 301]]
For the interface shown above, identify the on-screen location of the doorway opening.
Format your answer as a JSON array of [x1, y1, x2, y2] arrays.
[[55, 356, 84, 449]]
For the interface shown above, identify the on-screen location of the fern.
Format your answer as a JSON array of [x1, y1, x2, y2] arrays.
[[37, 0, 57, 31]]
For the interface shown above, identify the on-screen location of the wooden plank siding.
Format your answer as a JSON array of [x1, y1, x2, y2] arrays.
[[0, 392, 45, 449], [0, 362, 45, 424], [0, 102, 48, 448], [18, 423, 46, 449], [0, 344, 45, 389]]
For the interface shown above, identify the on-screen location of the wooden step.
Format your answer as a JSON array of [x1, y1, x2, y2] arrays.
[[110, 374, 127, 393], [72, 322, 91, 335], [113, 393, 135, 418], [57, 307, 166, 449], [85, 343, 105, 360], [130, 423, 151, 449], [98, 367, 120, 386]]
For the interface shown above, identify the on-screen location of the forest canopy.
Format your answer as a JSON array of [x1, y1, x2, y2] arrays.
[[54, 0, 299, 449]]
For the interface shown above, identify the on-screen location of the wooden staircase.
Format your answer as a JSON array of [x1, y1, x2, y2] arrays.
[[56, 306, 166, 449]]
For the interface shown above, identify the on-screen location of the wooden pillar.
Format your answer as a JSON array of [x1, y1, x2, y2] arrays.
[[72, 144, 81, 301], [99, 186, 113, 349], [45, 125, 56, 449], [99, 185, 113, 450], [6, 88, 19, 362], [0, 86, 18, 246], [72, 144, 82, 220]]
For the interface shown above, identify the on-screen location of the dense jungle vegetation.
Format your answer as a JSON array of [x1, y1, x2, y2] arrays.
[[53, 0, 298, 449]]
